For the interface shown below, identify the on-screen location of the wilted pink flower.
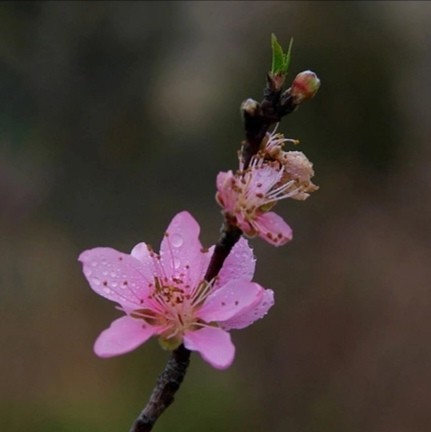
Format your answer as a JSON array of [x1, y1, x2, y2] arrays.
[[262, 133, 319, 201], [79, 211, 273, 369]]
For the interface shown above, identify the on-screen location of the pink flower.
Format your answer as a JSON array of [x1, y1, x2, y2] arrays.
[[216, 131, 317, 246], [216, 160, 294, 246], [78, 211, 274, 369]]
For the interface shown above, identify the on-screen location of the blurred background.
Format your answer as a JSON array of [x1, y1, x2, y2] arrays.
[[1, 1, 431, 431]]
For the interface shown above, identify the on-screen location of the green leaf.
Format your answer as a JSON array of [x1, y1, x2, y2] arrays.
[[284, 37, 293, 72], [271, 34, 284, 74], [271, 34, 293, 75]]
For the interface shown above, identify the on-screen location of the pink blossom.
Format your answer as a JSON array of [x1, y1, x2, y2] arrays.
[[79, 211, 274, 369], [216, 131, 317, 246], [216, 161, 294, 246]]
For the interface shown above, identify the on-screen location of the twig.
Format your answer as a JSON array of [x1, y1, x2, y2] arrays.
[[241, 75, 298, 170], [129, 345, 191, 432]]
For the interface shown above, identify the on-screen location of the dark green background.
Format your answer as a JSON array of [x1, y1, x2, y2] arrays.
[[2, 2, 431, 431]]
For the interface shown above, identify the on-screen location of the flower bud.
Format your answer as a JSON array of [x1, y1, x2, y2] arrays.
[[290, 70, 320, 103], [241, 98, 260, 116]]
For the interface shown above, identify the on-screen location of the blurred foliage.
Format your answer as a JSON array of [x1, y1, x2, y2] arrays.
[[2, 2, 431, 432]]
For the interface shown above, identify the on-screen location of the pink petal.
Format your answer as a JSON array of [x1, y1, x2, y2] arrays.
[[221, 288, 274, 330], [94, 315, 157, 358], [216, 171, 236, 211], [216, 238, 255, 288], [216, 170, 232, 192], [251, 164, 283, 193], [197, 280, 262, 323], [131, 242, 158, 272], [79, 248, 155, 309], [254, 212, 293, 246], [159, 211, 210, 286], [183, 326, 235, 369]]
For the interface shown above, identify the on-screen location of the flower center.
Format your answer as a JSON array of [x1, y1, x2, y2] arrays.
[[131, 277, 213, 347]]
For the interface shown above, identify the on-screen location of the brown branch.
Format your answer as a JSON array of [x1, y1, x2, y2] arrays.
[[241, 74, 298, 170], [128, 344, 191, 432]]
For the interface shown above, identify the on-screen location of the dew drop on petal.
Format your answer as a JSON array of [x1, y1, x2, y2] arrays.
[[111, 282, 118, 288], [171, 233, 183, 248], [103, 287, 111, 294], [173, 258, 181, 269]]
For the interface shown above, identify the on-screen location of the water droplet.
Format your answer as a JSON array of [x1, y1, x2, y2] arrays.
[[171, 233, 183, 248], [92, 277, 101, 286], [111, 282, 118, 288], [173, 258, 181, 269], [103, 287, 111, 294]]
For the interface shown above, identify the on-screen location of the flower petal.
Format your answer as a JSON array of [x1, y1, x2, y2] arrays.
[[221, 288, 274, 330], [131, 242, 158, 271], [197, 279, 262, 322], [79, 247, 153, 308], [159, 211, 210, 286], [94, 315, 157, 358], [216, 238, 255, 288], [183, 327, 235, 369], [254, 212, 292, 246], [216, 170, 232, 193], [249, 163, 283, 194]]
